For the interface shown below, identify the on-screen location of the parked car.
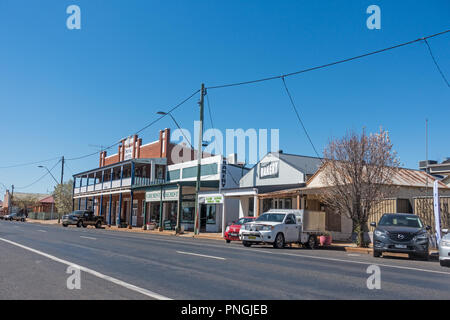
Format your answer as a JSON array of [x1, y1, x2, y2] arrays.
[[224, 217, 256, 243], [371, 213, 431, 260], [439, 229, 450, 267], [239, 209, 325, 249], [62, 210, 105, 228], [2, 212, 26, 222]]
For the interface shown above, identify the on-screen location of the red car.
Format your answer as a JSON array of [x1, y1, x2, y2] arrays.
[[224, 217, 256, 243]]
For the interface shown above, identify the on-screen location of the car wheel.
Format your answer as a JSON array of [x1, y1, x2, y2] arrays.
[[77, 221, 82, 228], [95, 221, 101, 229], [243, 241, 252, 247], [306, 235, 316, 249], [62, 224, 68, 228], [440, 260, 449, 267], [82, 222, 87, 228], [273, 233, 285, 249], [226, 239, 231, 243], [373, 249, 382, 258]]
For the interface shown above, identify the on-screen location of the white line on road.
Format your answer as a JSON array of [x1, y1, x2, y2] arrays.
[[176, 251, 226, 260], [0, 237, 172, 300], [347, 254, 361, 257], [133, 236, 450, 276], [80, 236, 97, 240], [37, 230, 47, 233]]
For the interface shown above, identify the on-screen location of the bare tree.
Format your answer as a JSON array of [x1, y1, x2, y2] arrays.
[[320, 128, 400, 247]]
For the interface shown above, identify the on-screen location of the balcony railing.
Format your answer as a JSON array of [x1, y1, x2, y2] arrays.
[[73, 177, 166, 195]]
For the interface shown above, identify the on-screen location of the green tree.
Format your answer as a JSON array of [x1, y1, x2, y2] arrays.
[[53, 180, 73, 220]]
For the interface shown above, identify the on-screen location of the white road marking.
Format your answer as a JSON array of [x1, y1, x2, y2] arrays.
[[0, 237, 172, 300], [37, 230, 47, 233], [80, 236, 96, 240], [176, 251, 226, 260], [133, 236, 450, 276], [347, 254, 361, 257]]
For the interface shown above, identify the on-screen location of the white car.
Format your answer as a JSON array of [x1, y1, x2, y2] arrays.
[[239, 209, 325, 249], [439, 229, 450, 267]]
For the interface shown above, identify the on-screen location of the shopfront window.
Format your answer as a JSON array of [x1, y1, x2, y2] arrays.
[[182, 202, 195, 222]]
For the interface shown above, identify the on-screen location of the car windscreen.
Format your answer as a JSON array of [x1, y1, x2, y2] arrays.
[[378, 215, 423, 228], [236, 218, 255, 225], [71, 211, 84, 216], [255, 213, 286, 223]]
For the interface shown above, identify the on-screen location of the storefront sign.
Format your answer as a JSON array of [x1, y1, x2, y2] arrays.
[[146, 188, 179, 202], [204, 195, 223, 204], [124, 136, 134, 160], [221, 160, 227, 188], [259, 161, 279, 179]]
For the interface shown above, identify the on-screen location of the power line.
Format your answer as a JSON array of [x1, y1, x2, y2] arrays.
[[15, 160, 61, 190], [207, 30, 450, 90], [0, 156, 62, 169], [65, 88, 200, 161], [423, 38, 450, 88], [281, 77, 322, 160]]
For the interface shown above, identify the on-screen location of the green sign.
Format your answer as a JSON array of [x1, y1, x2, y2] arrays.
[[204, 195, 223, 204], [146, 188, 179, 202]]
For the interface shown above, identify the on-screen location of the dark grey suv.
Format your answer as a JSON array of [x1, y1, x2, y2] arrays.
[[371, 213, 431, 260]]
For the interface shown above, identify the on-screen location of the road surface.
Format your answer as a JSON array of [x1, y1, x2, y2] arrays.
[[0, 220, 449, 300]]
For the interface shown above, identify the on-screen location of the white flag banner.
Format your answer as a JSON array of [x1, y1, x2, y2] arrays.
[[433, 180, 441, 245]]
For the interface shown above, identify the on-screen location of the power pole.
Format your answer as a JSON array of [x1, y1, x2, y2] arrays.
[[425, 119, 429, 197], [58, 156, 64, 224], [194, 84, 205, 235], [9, 185, 14, 214]]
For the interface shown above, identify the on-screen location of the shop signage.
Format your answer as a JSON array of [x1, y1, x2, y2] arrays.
[[124, 136, 134, 161], [259, 161, 279, 179], [221, 159, 227, 188], [145, 188, 179, 202], [204, 195, 223, 204]]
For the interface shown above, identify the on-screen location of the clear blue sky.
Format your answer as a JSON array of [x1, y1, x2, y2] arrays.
[[0, 0, 449, 194]]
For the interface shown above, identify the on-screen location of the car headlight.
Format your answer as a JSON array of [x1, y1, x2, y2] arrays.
[[374, 230, 387, 237], [225, 226, 230, 232], [414, 232, 428, 241], [441, 240, 450, 247], [262, 225, 274, 231]]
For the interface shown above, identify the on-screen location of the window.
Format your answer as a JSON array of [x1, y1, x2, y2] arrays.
[[285, 214, 296, 224], [182, 202, 195, 222], [182, 163, 218, 179], [167, 169, 180, 181], [206, 205, 216, 224]]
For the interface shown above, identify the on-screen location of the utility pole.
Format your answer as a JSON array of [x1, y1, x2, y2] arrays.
[[193, 84, 205, 235], [58, 156, 64, 224], [425, 119, 429, 197], [9, 185, 14, 214]]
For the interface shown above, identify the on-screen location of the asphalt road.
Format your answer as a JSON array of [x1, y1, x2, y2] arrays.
[[0, 220, 449, 300]]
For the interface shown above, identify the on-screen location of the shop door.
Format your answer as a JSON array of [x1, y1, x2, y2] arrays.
[[200, 205, 207, 232], [132, 200, 138, 227]]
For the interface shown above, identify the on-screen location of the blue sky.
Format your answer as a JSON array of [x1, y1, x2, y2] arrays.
[[0, 0, 449, 194]]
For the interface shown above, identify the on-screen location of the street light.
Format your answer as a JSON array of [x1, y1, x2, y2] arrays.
[[157, 111, 193, 149], [38, 165, 59, 185]]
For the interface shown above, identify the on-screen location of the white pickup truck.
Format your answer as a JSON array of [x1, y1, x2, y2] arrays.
[[239, 209, 326, 249]]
